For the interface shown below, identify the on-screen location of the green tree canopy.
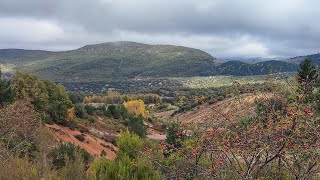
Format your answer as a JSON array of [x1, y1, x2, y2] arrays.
[[12, 72, 49, 112], [43, 80, 72, 124], [297, 58, 318, 93], [127, 115, 146, 138], [0, 68, 15, 106], [117, 130, 143, 159], [12, 72, 72, 124]]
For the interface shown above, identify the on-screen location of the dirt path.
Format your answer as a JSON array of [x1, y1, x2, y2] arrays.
[[154, 110, 175, 120], [146, 127, 166, 141], [144, 121, 166, 141]]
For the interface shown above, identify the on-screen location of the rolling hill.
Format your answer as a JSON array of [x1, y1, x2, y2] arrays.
[[212, 60, 299, 76], [0, 41, 215, 81], [0, 41, 300, 82], [287, 53, 320, 66]]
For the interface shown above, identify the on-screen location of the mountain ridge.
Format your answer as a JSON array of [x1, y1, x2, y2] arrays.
[[286, 53, 320, 66], [0, 41, 304, 82]]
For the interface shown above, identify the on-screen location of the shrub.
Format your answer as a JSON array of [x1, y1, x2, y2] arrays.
[[95, 109, 103, 116], [74, 134, 85, 142], [85, 104, 95, 115], [88, 116, 95, 123], [68, 92, 84, 104], [58, 152, 88, 180], [90, 154, 162, 180], [113, 108, 121, 119], [0, 101, 39, 157], [91, 130, 161, 180], [104, 109, 112, 118], [107, 105, 117, 115], [166, 122, 185, 150], [127, 115, 146, 138], [49, 142, 91, 170], [0, 68, 16, 106], [74, 104, 86, 119], [100, 150, 106, 157], [117, 130, 143, 159], [106, 105, 122, 119]]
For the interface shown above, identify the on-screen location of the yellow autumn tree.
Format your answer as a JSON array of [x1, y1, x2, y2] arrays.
[[83, 97, 90, 104], [178, 96, 186, 106], [123, 100, 146, 117], [66, 107, 75, 121], [194, 95, 205, 104]]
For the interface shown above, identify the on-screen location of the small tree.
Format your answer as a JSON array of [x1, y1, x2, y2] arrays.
[[49, 142, 91, 170], [68, 92, 84, 104], [12, 72, 49, 112], [297, 58, 318, 94], [104, 109, 113, 118], [123, 100, 146, 117], [66, 107, 75, 121], [0, 68, 15, 106], [166, 122, 185, 150], [117, 130, 143, 159], [44, 80, 72, 124], [84, 104, 95, 115], [107, 105, 121, 119], [74, 104, 86, 119], [127, 115, 146, 138]]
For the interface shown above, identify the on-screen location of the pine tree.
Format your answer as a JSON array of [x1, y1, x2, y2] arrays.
[[297, 58, 318, 94], [0, 68, 15, 106], [127, 115, 146, 138]]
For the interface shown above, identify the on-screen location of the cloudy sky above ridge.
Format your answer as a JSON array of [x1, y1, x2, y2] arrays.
[[0, 0, 319, 57]]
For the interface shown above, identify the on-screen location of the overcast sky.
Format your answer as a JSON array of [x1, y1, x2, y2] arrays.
[[0, 0, 319, 57]]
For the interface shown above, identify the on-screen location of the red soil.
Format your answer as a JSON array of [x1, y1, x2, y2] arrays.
[[46, 124, 117, 160], [175, 93, 271, 127]]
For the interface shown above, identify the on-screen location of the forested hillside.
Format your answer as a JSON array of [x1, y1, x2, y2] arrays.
[[0, 41, 300, 82]]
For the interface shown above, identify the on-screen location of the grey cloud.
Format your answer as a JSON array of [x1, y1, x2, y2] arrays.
[[0, 0, 319, 57]]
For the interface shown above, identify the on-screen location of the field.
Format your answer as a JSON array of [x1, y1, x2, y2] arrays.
[[171, 72, 295, 89], [0, 64, 14, 73], [61, 73, 295, 95]]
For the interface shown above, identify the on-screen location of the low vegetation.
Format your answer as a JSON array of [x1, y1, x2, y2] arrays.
[[0, 58, 319, 179]]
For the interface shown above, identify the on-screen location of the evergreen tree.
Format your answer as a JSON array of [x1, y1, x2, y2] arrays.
[[74, 104, 86, 119], [84, 104, 95, 115], [127, 115, 146, 138], [104, 109, 113, 118], [0, 68, 16, 106], [112, 108, 121, 119], [43, 80, 72, 124], [297, 58, 318, 94], [107, 105, 121, 119], [166, 122, 185, 150]]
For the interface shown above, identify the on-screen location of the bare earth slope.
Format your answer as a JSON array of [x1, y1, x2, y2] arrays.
[[46, 124, 117, 159]]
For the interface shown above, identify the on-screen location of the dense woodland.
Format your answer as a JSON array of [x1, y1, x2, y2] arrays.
[[0, 58, 319, 179]]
